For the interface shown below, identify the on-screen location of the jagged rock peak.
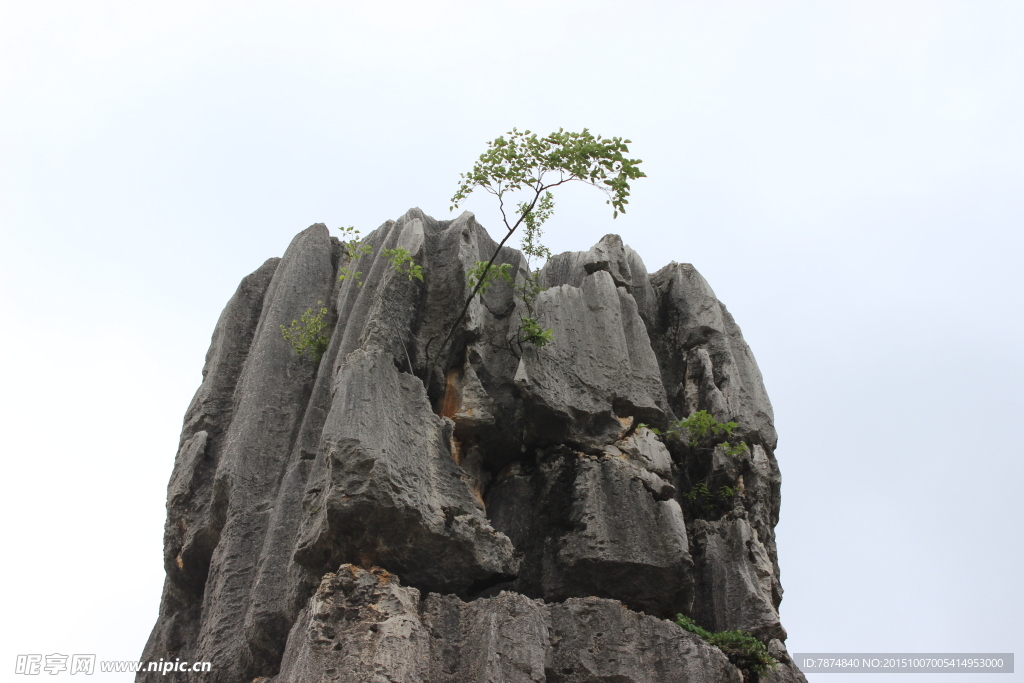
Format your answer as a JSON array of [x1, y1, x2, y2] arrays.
[[139, 210, 804, 683]]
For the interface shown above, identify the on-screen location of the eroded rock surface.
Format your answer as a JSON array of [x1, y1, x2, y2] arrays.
[[515, 269, 668, 448], [292, 345, 518, 592], [277, 565, 743, 683], [486, 446, 692, 618], [140, 210, 803, 682]]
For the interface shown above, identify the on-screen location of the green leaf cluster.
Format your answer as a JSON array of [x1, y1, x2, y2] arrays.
[[338, 226, 372, 260], [382, 248, 424, 282], [337, 226, 371, 286], [674, 615, 777, 678], [441, 128, 645, 357], [647, 411, 749, 518], [467, 261, 512, 294], [519, 317, 553, 347], [336, 227, 424, 286], [684, 483, 739, 515], [338, 265, 364, 284], [510, 191, 554, 348], [279, 302, 330, 361], [674, 613, 714, 641], [520, 190, 555, 239], [676, 410, 739, 447], [651, 410, 749, 456], [450, 128, 644, 219]]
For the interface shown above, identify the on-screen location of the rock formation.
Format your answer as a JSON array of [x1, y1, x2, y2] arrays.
[[139, 209, 805, 682]]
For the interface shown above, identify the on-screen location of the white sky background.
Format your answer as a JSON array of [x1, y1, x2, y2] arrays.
[[1, 1, 1021, 680]]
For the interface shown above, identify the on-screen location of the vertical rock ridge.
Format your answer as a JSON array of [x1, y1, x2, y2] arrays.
[[649, 262, 775, 446], [144, 224, 335, 681], [240, 266, 353, 673], [647, 261, 790, 653], [141, 256, 279, 670]]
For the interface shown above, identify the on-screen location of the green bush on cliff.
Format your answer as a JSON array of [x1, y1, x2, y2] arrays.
[[674, 614, 777, 678], [279, 302, 330, 361], [652, 410, 748, 455]]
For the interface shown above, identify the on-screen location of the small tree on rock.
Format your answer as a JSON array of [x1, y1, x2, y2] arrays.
[[445, 128, 646, 351]]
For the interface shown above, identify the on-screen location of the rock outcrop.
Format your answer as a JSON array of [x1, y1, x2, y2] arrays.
[[140, 210, 804, 682]]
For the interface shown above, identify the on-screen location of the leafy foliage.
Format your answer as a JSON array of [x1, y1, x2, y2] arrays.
[[509, 194, 555, 349], [520, 190, 555, 242], [337, 225, 372, 286], [708, 631, 777, 679], [337, 265, 364, 285], [285, 228, 424, 360], [674, 615, 777, 679], [674, 613, 714, 641], [467, 261, 513, 294], [647, 411, 750, 518], [443, 128, 645, 354], [336, 227, 423, 286], [722, 442, 750, 457], [382, 248, 423, 281], [450, 128, 645, 219], [519, 317, 553, 347], [684, 483, 739, 515], [651, 410, 749, 456], [279, 302, 330, 360], [338, 226, 372, 260], [679, 410, 737, 446]]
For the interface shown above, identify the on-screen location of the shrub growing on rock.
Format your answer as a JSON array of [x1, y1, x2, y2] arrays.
[[675, 614, 777, 680], [279, 301, 330, 360]]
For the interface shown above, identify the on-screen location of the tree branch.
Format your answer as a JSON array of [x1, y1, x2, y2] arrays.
[[436, 186, 545, 356]]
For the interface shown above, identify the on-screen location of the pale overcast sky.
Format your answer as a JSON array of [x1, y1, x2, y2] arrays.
[[2, 2, 1021, 681]]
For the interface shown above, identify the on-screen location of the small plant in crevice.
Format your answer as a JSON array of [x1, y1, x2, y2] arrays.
[[674, 614, 777, 680], [674, 613, 715, 640], [280, 302, 330, 361], [336, 226, 424, 286], [649, 410, 749, 456], [283, 225, 425, 365], [339, 228, 422, 370], [381, 247, 424, 282], [337, 225, 372, 286], [466, 260, 512, 295], [644, 410, 750, 518], [517, 315, 553, 348], [684, 482, 739, 516]]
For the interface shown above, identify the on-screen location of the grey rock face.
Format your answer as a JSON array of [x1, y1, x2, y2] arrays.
[[539, 233, 657, 325], [276, 566, 430, 682], [487, 446, 693, 618], [544, 598, 740, 683], [140, 211, 802, 683], [276, 565, 741, 683], [648, 262, 775, 446], [422, 591, 552, 683], [292, 345, 518, 592], [616, 426, 674, 478], [515, 269, 668, 448], [690, 516, 784, 641]]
